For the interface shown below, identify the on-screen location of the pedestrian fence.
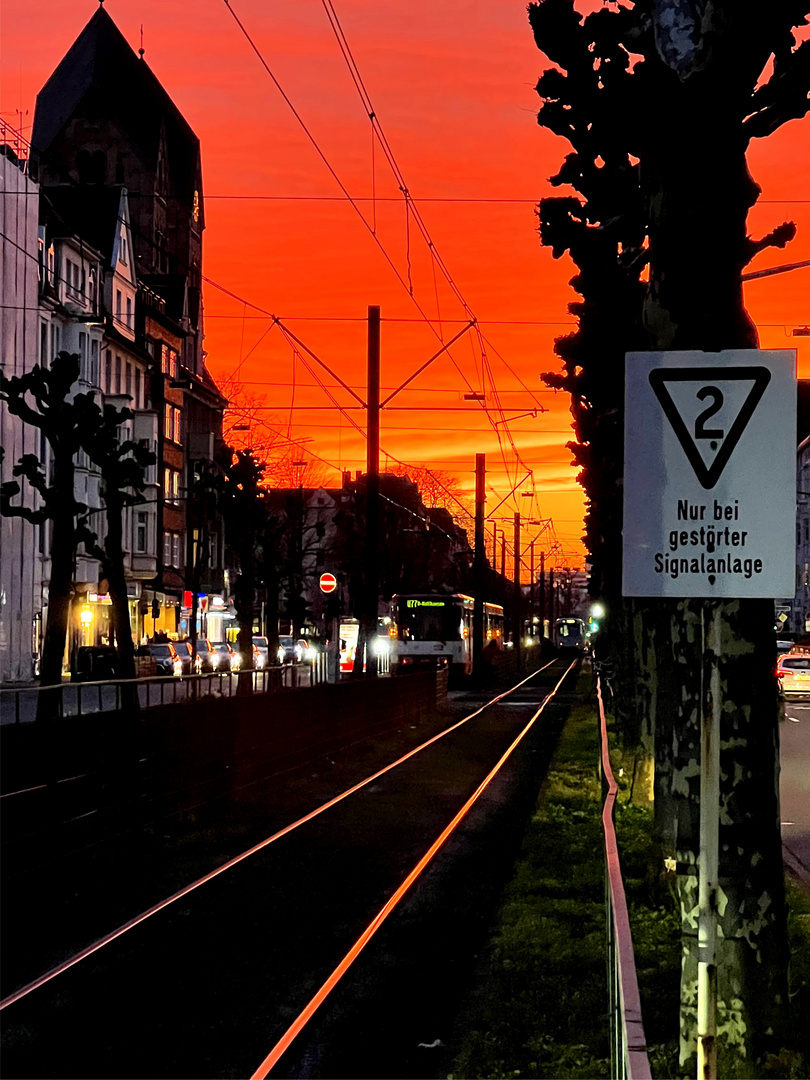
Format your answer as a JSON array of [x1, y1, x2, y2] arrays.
[[597, 672, 652, 1080], [0, 652, 334, 725]]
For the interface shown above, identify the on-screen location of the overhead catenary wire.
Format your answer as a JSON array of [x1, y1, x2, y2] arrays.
[[220, 0, 538, 519]]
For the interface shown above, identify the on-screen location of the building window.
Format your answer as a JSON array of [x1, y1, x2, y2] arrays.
[[40, 322, 48, 365], [90, 340, 99, 387], [52, 324, 60, 360], [88, 268, 97, 309], [116, 289, 122, 326], [171, 532, 182, 569], [126, 295, 132, 329], [163, 405, 182, 443], [120, 233, 128, 266], [47, 244, 55, 285], [125, 362, 132, 398], [105, 350, 112, 393], [193, 190, 200, 224], [135, 368, 142, 409], [114, 355, 122, 395], [78, 332, 87, 377], [136, 512, 148, 553], [163, 531, 172, 568], [164, 468, 180, 505]]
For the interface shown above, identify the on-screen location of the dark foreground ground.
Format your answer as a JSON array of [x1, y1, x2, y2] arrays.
[[1, 659, 578, 1080]]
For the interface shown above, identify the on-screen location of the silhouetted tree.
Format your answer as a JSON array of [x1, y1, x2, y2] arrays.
[[530, 0, 807, 1067], [218, 448, 267, 681], [75, 398, 155, 683], [1, 353, 87, 696]]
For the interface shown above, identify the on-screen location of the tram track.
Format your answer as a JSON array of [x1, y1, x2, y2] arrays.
[[1, 657, 578, 1080]]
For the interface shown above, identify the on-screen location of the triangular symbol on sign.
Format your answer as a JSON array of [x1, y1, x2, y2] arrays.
[[648, 366, 771, 490]]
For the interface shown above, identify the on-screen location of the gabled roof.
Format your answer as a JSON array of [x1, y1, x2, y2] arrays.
[[32, 7, 201, 204]]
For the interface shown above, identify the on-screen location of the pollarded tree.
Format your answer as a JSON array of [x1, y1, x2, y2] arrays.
[[1, 352, 87, 693], [529, 0, 808, 1068], [218, 447, 267, 677], [74, 397, 155, 684]]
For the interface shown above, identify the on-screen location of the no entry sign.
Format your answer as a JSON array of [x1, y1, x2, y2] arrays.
[[319, 572, 338, 594], [623, 349, 796, 598]]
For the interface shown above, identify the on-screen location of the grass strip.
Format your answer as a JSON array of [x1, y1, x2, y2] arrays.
[[447, 670, 611, 1079]]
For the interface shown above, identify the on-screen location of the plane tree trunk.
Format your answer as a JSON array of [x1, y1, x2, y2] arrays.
[[638, 9, 790, 1068]]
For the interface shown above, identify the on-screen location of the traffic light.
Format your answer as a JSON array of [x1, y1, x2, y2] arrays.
[[151, 599, 160, 620]]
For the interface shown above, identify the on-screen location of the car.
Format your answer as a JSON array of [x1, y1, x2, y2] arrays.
[[252, 636, 270, 668], [148, 641, 182, 677], [192, 639, 216, 673], [776, 653, 810, 696], [776, 639, 794, 653], [297, 638, 317, 663], [173, 640, 193, 676], [277, 635, 303, 664], [211, 641, 237, 672]]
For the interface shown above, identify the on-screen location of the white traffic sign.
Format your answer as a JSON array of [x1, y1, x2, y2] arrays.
[[623, 349, 796, 598]]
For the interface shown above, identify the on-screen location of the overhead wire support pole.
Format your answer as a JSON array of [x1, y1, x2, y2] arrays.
[[473, 454, 486, 683], [513, 513, 521, 666], [365, 305, 381, 678]]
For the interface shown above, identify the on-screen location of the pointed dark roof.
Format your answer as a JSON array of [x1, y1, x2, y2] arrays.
[[40, 184, 124, 262], [32, 7, 201, 203]]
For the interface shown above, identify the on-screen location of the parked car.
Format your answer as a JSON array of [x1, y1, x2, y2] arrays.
[[73, 645, 118, 682], [277, 636, 303, 664], [232, 642, 263, 669], [211, 642, 236, 672], [148, 641, 182, 677], [776, 653, 810, 696], [173, 640, 193, 676], [193, 639, 216, 673], [297, 639, 317, 663], [252, 636, 270, 668]]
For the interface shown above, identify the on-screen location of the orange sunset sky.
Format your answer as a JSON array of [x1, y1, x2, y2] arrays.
[[2, 0, 808, 573]]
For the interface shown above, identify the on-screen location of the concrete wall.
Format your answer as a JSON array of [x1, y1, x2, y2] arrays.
[[0, 671, 447, 856]]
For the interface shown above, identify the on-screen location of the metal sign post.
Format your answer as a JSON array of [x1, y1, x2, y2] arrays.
[[698, 602, 721, 1080]]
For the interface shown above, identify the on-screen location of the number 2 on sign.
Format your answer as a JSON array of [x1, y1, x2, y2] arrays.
[[695, 386, 724, 440]]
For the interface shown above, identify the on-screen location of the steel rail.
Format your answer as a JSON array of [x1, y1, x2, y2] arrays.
[[250, 658, 578, 1078], [0, 659, 563, 1011], [597, 675, 652, 1080]]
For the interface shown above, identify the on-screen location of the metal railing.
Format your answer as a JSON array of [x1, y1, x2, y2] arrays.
[[0, 653, 331, 725], [597, 673, 652, 1080]]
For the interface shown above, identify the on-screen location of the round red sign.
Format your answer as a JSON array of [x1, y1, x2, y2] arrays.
[[319, 572, 338, 593]]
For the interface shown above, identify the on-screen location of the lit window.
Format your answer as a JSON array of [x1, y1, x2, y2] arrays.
[[160, 343, 169, 374], [171, 532, 182, 569], [172, 406, 182, 444], [193, 190, 200, 223], [164, 404, 172, 440], [172, 471, 180, 502], [163, 531, 172, 568]]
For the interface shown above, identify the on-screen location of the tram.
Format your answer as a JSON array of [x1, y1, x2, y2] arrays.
[[390, 593, 505, 679], [554, 616, 587, 650]]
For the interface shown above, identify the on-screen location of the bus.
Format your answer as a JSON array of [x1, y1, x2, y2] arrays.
[[554, 617, 587, 650], [390, 593, 505, 680]]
